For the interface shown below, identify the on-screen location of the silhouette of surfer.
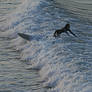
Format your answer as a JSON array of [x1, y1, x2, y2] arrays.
[[54, 24, 77, 37]]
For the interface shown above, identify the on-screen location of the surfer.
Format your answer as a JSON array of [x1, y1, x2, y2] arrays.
[[53, 23, 77, 37]]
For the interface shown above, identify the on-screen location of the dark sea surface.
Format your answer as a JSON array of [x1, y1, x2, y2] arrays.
[[0, 0, 92, 92], [56, 0, 92, 23]]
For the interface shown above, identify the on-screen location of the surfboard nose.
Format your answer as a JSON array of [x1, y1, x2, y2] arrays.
[[18, 33, 31, 41]]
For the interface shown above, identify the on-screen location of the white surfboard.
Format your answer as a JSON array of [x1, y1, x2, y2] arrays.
[[18, 33, 32, 41]]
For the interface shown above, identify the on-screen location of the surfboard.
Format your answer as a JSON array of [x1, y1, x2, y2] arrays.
[[18, 33, 46, 41], [18, 33, 32, 41]]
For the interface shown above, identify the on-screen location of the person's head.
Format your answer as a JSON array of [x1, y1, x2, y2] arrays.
[[65, 23, 70, 29]]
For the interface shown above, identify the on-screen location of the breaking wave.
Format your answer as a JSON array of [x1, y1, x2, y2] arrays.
[[0, 0, 92, 92]]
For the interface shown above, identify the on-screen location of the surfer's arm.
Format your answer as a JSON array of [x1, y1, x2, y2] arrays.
[[65, 31, 70, 36], [68, 29, 77, 37]]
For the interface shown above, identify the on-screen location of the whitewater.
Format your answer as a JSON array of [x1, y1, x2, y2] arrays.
[[0, 0, 92, 92]]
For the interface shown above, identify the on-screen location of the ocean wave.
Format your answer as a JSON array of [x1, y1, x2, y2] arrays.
[[1, 0, 92, 92]]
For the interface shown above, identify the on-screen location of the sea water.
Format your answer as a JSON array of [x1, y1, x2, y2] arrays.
[[0, 0, 92, 92], [0, 0, 46, 92], [56, 0, 92, 23]]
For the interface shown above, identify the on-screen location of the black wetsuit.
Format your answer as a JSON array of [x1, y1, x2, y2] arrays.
[[54, 24, 77, 37]]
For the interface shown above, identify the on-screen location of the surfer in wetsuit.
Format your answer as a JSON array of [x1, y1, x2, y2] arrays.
[[53, 23, 77, 37]]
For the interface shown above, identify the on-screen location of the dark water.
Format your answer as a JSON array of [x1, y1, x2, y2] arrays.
[[56, 0, 92, 23], [0, 0, 92, 92]]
